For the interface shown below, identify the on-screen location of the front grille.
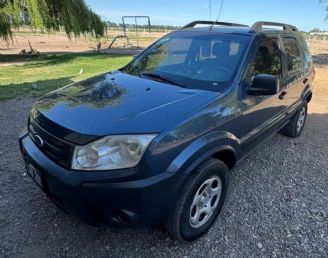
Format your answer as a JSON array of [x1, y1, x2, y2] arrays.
[[28, 117, 74, 169]]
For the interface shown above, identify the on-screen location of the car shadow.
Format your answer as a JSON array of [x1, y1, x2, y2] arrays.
[[312, 53, 328, 67]]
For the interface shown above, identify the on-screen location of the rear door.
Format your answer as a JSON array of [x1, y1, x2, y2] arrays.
[[280, 36, 305, 111]]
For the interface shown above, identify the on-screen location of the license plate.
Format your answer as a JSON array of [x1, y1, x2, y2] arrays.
[[25, 161, 43, 188]]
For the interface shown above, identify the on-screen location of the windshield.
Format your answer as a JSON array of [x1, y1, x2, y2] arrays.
[[123, 31, 250, 91]]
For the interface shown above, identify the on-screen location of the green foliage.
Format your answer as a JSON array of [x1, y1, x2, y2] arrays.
[[0, 53, 131, 100], [310, 28, 321, 32], [0, 9, 12, 43], [320, 0, 328, 20], [0, 0, 105, 42]]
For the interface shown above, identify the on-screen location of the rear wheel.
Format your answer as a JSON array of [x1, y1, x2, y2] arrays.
[[165, 158, 229, 241], [280, 102, 307, 138]]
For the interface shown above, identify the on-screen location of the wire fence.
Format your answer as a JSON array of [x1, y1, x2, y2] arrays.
[[105, 26, 180, 34]]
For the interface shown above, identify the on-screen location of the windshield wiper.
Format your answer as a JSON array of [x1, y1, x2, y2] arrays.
[[141, 72, 185, 87], [130, 66, 141, 77]]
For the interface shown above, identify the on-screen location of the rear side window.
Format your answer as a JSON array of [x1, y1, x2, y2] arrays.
[[282, 37, 303, 74], [299, 36, 312, 71], [249, 38, 282, 77]]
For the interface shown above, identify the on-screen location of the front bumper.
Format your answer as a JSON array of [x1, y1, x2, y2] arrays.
[[19, 131, 186, 226]]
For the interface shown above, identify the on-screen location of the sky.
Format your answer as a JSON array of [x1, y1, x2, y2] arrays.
[[85, 0, 328, 31]]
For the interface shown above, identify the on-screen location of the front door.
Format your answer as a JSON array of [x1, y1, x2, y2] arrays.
[[239, 37, 287, 153]]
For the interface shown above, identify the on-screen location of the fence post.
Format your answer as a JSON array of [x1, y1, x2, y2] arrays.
[[323, 36, 326, 47]]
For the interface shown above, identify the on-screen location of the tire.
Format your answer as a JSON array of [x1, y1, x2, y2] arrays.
[[165, 158, 229, 241], [280, 102, 308, 138]]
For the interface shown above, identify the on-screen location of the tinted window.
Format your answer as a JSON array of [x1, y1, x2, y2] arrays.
[[299, 36, 312, 71], [124, 32, 250, 91], [249, 38, 282, 77], [159, 38, 192, 66], [199, 40, 242, 60], [283, 37, 303, 74]]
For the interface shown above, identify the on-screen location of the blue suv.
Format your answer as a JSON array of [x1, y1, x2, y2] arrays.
[[19, 21, 315, 241]]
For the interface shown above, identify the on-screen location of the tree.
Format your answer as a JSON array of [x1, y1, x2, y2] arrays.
[[320, 0, 328, 11], [0, 0, 105, 43], [310, 28, 321, 32]]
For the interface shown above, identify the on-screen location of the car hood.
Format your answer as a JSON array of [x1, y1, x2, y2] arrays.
[[32, 71, 215, 142]]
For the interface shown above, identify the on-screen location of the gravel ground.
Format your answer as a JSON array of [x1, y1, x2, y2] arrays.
[[0, 97, 327, 258]]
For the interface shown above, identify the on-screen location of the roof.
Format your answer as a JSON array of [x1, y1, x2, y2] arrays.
[[181, 26, 253, 35], [179, 21, 299, 36]]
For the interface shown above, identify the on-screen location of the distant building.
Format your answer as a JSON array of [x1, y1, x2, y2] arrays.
[[309, 32, 328, 36]]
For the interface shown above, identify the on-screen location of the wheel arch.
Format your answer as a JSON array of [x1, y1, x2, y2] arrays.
[[305, 92, 312, 103], [212, 149, 237, 169], [166, 131, 241, 175], [302, 86, 312, 104]]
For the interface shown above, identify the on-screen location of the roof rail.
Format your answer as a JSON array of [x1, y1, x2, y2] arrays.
[[182, 20, 248, 29], [251, 21, 298, 32]]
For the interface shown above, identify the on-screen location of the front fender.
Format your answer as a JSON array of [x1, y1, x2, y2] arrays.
[[166, 131, 241, 175]]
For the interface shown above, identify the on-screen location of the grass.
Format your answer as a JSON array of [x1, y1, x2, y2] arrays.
[[0, 53, 132, 101]]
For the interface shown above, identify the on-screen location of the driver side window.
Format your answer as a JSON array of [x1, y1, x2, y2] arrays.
[[249, 38, 282, 78]]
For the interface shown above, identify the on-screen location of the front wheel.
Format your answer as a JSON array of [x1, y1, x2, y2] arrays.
[[165, 158, 229, 241], [280, 102, 308, 138]]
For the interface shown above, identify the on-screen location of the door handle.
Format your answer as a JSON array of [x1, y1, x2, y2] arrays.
[[279, 91, 287, 100]]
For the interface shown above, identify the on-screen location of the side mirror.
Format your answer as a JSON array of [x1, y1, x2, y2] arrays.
[[247, 74, 278, 96]]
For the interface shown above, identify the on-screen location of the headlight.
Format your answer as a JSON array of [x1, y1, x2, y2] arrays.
[[71, 134, 157, 171]]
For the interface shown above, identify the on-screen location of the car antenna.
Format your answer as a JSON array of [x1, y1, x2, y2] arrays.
[[209, 0, 224, 31]]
